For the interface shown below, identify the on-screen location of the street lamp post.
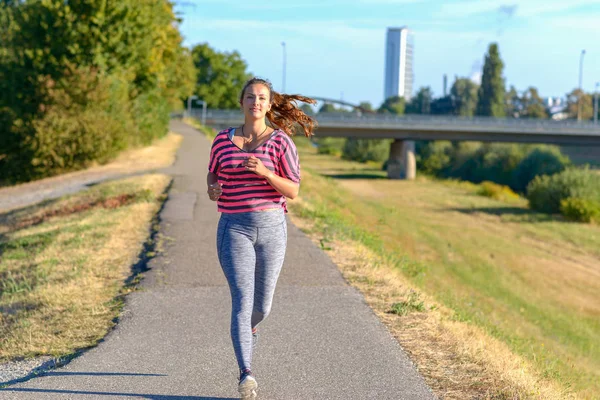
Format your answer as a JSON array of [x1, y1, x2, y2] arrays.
[[198, 100, 207, 126], [578, 49, 586, 121], [281, 41, 286, 93], [187, 95, 198, 118], [594, 82, 599, 125]]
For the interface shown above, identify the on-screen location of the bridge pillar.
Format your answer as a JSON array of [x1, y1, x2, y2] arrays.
[[387, 140, 416, 180]]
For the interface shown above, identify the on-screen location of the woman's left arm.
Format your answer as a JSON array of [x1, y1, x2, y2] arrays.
[[265, 171, 299, 199], [243, 155, 299, 199]]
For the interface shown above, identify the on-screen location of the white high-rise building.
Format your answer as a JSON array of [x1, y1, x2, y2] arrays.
[[384, 27, 414, 101]]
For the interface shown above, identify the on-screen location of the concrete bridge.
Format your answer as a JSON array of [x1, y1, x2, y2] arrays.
[[191, 109, 600, 180]]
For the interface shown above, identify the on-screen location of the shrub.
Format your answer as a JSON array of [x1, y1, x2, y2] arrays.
[[131, 88, 170, 146], [315, 137, 345, 156], [478, 181, 520, 202], [417, 140, 452, 175], [28, 70, 130, 177], [512, 146, 570, 193], [342, 138, 392, 163], [439, 141, 481, 180], [560, 197, 600, 223], [466, 143, 527, 186], [526, 167, 600, 214]]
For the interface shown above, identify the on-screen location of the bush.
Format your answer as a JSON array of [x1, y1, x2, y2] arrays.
[[526, 167, 600, 214], [465, 144, 526, 186], [132, 88, 170, 146], [439, 141, 481, 180], [28, 70, 130, 175], [560, 197, 600, 223], [315, 137, 345, 156], [0, 68, 134, 183], [342, 138, 392, 163], [512, 146, 570, 193], [477, 181, 520, 202], [417, 140, 453, 175]]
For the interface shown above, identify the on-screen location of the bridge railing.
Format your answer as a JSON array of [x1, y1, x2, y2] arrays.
[[189, 109, 600, 134]]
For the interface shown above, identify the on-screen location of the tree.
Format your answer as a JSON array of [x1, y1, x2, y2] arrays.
[[378, 96, 405, 115], [358, 101, 373, 113], [191, 43, 252, 109], [505, 85, 521, 118], [431, 96, 454, 115], [451, 77, 479, 117], [0, 0, 195, 183], [406, 87, 432, 114], [300, 104, 315, 115], [520, 87, 548, 119], [319, 103, 340, 113], [566, 89, 594, 120], [476, 43, 506, 117]]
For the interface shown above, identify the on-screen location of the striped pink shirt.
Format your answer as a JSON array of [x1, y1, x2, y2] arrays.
[[208, 127, 301, 213]]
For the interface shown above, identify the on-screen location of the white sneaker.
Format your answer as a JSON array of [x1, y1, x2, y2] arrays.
[[238, 371, 258, 399]]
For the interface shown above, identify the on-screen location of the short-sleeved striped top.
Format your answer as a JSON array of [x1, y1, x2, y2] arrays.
[[208, 127, 301, 213]]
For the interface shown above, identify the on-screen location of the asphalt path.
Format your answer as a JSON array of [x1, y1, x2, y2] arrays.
[[1, 120, 436, 399]]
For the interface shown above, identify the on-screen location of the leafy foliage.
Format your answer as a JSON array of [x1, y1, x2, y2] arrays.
[[0, 0, 195, 184], [476, 43, 506, 117], [451, 78, 479, 117], [342, 138, 392, 163], [512, 146, 570, 193], [191, 43, 252, 109], [406, 87, 432, 114], [526, 167, 600, 214], [560, 197, 600, 223], [378, 96, 405, 115], [566, 89, 594, 120]]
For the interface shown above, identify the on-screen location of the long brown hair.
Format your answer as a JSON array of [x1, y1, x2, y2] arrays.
[[239, 77, 317, 137]]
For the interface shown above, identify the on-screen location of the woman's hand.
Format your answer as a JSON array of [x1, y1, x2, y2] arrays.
[[207, 182, 222, 201], [243, 156, 272, 178]]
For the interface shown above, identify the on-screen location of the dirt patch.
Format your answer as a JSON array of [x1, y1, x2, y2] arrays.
[[11, 193, 138, 231]]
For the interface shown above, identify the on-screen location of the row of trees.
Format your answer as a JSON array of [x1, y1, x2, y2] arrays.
[[318, 43, 598, 121], [0, 0, 197, 184], [181, 40, 598, 122]]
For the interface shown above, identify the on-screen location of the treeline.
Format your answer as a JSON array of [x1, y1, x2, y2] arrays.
[[0, 0, 196, 184], [319, 43, 598, 121], [312, 43, 600, 222]]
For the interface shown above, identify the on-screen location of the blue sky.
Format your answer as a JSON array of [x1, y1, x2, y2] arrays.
[[175, 0, 600, 109]]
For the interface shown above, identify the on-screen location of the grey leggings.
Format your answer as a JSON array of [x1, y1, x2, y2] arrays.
[[216, 210, 287, 372]]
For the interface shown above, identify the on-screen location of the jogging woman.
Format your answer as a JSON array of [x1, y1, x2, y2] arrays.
[[206, 77, 316, 399]]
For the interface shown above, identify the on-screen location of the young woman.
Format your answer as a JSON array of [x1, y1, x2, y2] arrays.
[[206, 77, 316, 399]]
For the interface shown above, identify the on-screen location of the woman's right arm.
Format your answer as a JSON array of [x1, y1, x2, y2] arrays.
[[206, 172, 222, 201]]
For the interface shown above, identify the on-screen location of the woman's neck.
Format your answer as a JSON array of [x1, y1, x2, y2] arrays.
[[243, 120, 268, 138]]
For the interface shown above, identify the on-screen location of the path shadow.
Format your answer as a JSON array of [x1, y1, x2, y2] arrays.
[[448, 206, 560, 223], [0, 388, 237, 400]]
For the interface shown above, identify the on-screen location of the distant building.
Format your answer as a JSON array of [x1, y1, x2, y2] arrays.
[[545, 96, 569, 120], [384, 27, 414, 101]]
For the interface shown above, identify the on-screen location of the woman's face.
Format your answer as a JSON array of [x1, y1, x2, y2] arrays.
[[241, 84, 271, 119]]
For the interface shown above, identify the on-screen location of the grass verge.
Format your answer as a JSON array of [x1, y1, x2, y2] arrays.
[[286, 136, 599, 399], [0, 131, 181, 363], [0, 174, 171, 361]]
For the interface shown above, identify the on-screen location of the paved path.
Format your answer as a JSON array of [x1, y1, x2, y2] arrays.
[[0, 121, 435, 399]]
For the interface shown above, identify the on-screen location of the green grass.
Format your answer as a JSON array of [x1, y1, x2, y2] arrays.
[[290, 136, 600, 399]]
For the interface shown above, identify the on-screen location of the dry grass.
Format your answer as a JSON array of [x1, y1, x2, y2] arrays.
[[287, 137, 600, 399], [289, 198, 574, 400], [0, 132, 180, 361], [0, 174, 171, 360]]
